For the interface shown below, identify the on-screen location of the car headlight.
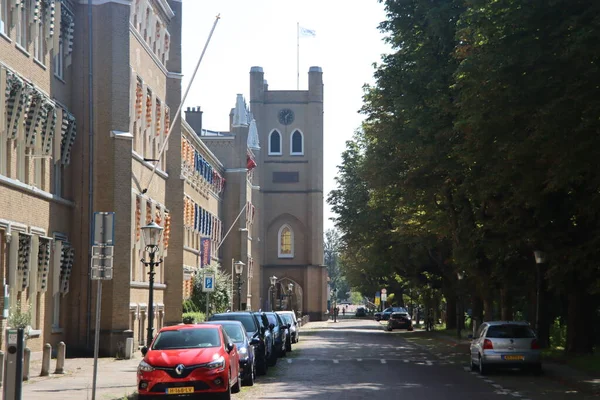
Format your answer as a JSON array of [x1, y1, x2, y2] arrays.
[[206, 356, 225, 370], [138, 360, 154, 372], [239, 346, 248, 355]]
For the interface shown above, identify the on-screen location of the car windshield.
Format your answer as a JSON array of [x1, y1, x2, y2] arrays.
[[279, 314, 292, 324], [486, 325, 535, 339], [152, 328, 220, 350], [210, 314, 256, 334], [221, 324, 245, 343]]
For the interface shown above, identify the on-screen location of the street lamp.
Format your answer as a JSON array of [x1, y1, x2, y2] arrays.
[[456, 271, 464, 339], [234, 261, 245, 311], [534, 250, 546, 335], [286, 283, 294, 311], [140, 221, 164, 347], [269, 276, 277, 311]]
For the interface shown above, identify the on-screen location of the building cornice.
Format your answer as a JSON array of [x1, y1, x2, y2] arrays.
[[182, 120, 225, 171], [0, 176, 75, 207], [153, 0, 175, 19]]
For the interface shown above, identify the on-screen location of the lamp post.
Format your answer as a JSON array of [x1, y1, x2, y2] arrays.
[[456, 271, 464, 339], [234, 261, 245, 311], [285, 283, 294, 311], [269, 276, 277, 311], [140, 221, 164, 347], [332, 288, 338, 323], [534, 250, 546, 335]]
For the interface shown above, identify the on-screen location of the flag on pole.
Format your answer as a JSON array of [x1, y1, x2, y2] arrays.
[[299, 26, 316, 37]]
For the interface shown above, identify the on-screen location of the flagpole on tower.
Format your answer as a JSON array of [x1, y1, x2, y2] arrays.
[[297, 22, 300, 90]]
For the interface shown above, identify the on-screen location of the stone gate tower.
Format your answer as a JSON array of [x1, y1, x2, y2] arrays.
[[249, 66, 327, 320]]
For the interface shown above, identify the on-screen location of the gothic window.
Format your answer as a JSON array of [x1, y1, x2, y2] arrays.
[[290, 130, 303, 155], [0, 0, 9, 35], [278, 224, 294, 258], [16, 0, 29, 48], [269, 130, 282, 155]]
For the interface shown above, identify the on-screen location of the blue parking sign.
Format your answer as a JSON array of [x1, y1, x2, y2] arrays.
[[203, 274, 215, 292]]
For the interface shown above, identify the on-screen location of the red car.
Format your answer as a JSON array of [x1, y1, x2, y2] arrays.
[[137, 324, 241, 399]]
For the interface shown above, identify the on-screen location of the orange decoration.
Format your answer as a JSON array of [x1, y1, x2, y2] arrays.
[[135, 197, 141, 241], [146, 203, 152, 224]]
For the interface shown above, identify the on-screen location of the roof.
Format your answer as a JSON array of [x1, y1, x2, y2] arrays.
[[159, 324, 221, 332]]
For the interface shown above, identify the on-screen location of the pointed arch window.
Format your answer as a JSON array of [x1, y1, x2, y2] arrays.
[[269, 130, 282, 155], [290, 130, 304, 155], [278, 224, 294, 258]]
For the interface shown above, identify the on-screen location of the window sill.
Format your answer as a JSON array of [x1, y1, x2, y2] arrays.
[[15, 44, 30, 57], [33, 58, 47, 70], [290, 153, 304, 156], [278, 255, 294, 259], [51, 326, 63, 334], [268, 153, 283, 156], [0, 32, 11, 43]]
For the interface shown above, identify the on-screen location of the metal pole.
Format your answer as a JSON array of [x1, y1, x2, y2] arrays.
[[146, 250, 156, 347], [15, 328, 23, 400], [535, 263, 541, 333], [86, 0, 95, 351], [237, 275, 242, 311], [206, 291, 210, 318], [91, 279, 102, 400]]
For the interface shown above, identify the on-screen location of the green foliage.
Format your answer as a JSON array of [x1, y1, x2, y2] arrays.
[[182, 299, 199, 313], [8, 301, 31, 330], [182, 312, 206, 324], [350, 291, 364, 304], [550, 317, 567, 349], [189, 265, 232, 316]]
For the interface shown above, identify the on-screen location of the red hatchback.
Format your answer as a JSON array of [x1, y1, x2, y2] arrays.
[[137, 324, 241, 399]]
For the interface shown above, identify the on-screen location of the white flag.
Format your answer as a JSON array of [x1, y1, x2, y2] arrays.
[[299, 26, 316, 37]]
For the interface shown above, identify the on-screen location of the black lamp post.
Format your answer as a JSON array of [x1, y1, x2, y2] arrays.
[[141, 221, 164, 347], [456, 271, 464, 339], [533, 250, 546, 335], [234, 261, 245, 311], [286, 283, 294, 310], [332, 288, 338, 323], [269, 276, 277, 311]]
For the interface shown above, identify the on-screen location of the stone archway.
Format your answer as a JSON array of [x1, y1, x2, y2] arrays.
[[274, 277, 303, 315]]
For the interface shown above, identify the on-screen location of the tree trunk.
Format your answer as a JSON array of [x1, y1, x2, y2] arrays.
[[566, 287, 595, 354], [500, 287, 513, 321], [446, 295, 456, 329], [483, 296, 494, 322]]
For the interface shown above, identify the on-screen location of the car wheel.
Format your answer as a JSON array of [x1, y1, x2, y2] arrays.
[[478, 355, 488, 375], [243, 362, 256, 386], [285, 337, 292, 352], [470, 356, 477, 371], [231, 370, 241, 394]]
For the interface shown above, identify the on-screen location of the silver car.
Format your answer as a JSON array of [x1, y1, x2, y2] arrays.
[[470, 321, 541, 375]]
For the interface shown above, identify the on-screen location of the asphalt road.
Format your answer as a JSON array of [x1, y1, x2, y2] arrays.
[[235, 319, 595, 400]]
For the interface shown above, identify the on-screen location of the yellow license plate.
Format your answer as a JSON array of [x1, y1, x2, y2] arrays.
[[502, 355, 524, 361], [166, 387, 194, 394]]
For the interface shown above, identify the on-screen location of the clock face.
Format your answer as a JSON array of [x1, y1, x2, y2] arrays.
[[278, 108, 295, 125]]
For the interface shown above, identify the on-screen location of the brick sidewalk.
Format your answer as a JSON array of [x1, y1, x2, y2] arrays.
[[21, 354, 141, 400]]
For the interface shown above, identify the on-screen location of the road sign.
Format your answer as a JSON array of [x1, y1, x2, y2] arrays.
[[381, 288, 387, 294], [93, 212, 115, 246], [381, 293, 387, 302], [375, 297, 380, 306], [202, 273, 215, 292], [92, 245, 114, 258]]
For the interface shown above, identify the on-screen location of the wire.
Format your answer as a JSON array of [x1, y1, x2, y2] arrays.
[[142, 14, 221, 194]]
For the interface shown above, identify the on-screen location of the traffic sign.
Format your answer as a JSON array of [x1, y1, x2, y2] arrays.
[[381, 293, 387, 302], [381, 288, 387, 294], [202, 273, 215, 292], [93, 212, 115, 246]]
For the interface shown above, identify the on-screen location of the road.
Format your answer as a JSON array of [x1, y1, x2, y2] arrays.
[[235, 319, 595, 400]]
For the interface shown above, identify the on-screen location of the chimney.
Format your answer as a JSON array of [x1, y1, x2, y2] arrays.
[[185, 106, 203, 134]]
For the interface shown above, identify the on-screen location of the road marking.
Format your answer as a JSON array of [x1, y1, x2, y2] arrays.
[[357, 358, 362, 362], [426, 360, 433, 366], [381, 359, 387, 364], [287, 359, 292, 364], [333, 359, 339, 364], [310, 359, 315, 361], [510, 393, 522, 397], [492, 384, 503, 389], [463, 367, 471, 372], [484, 379, 494, 383], [404, 359, 409, 363]]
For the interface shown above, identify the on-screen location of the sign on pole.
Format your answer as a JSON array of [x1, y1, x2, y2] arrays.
[[381, 288, 387, 294], [381, 293, 387, 302], [202, 273, 215, 292], [93, 212, 115, 246]]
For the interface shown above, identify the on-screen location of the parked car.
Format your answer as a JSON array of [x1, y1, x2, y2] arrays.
[[137, 324, 240, 399], [205, 320, 260, 386], [375, 307, 410, 321], [277, 312, 296, 350], [264, 311, 288, 357], [208, 311, 270, 375], [253, 311, 276, 366], [386, 311, 413, 331], [355, 306, 367, 317], [276, 310, 300, 342], [470, 321, 541, 375]]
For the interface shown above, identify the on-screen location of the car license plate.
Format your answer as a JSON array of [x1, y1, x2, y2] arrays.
[[502, 355, 524, 361], [166, 387, 194, 394]]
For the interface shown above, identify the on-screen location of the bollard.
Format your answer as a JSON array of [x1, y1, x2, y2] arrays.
[[23, 347, 30, 381], [125, 337, 134, 360], [0, 350, 4, 387], [41, 343, 51, 376], [54, 342, 65, 374]]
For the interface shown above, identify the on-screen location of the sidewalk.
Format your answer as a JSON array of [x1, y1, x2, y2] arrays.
[[431, 331, 600, 396], [21, 354, 141, 400]]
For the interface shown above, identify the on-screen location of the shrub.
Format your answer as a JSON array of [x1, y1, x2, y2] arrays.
[[182, 312, 206, 324]]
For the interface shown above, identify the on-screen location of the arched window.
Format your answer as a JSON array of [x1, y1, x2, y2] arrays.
[[290, 130, 304, 155], [269, 130, 282, 155], [278, 224, 294, 258]]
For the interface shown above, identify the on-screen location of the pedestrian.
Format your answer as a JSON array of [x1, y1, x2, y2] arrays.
[[342, 308, 346, 317]]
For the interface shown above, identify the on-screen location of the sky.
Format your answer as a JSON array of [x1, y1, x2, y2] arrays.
[[181, 0, 392, 230]]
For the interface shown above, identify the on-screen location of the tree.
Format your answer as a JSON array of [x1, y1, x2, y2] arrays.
[[190, 265, 232, 315]]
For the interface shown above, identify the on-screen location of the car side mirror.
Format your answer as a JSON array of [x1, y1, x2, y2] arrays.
[[260, 326, 266, 335], [287, 323, 291, 329], [141, 346, 148, 356], [269, 323, 275, 330], [250, 338, 261, 346], [227, 343, 235, 353]]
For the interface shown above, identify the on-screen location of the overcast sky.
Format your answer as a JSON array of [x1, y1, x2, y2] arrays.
[[181, 0, 391, 230]]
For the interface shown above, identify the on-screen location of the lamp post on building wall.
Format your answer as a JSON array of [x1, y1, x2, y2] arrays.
[[269, 276, 277, 311], [234, 261, 245, 311], [141, 221, 164, 347], [286, 283, 294, 311]]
